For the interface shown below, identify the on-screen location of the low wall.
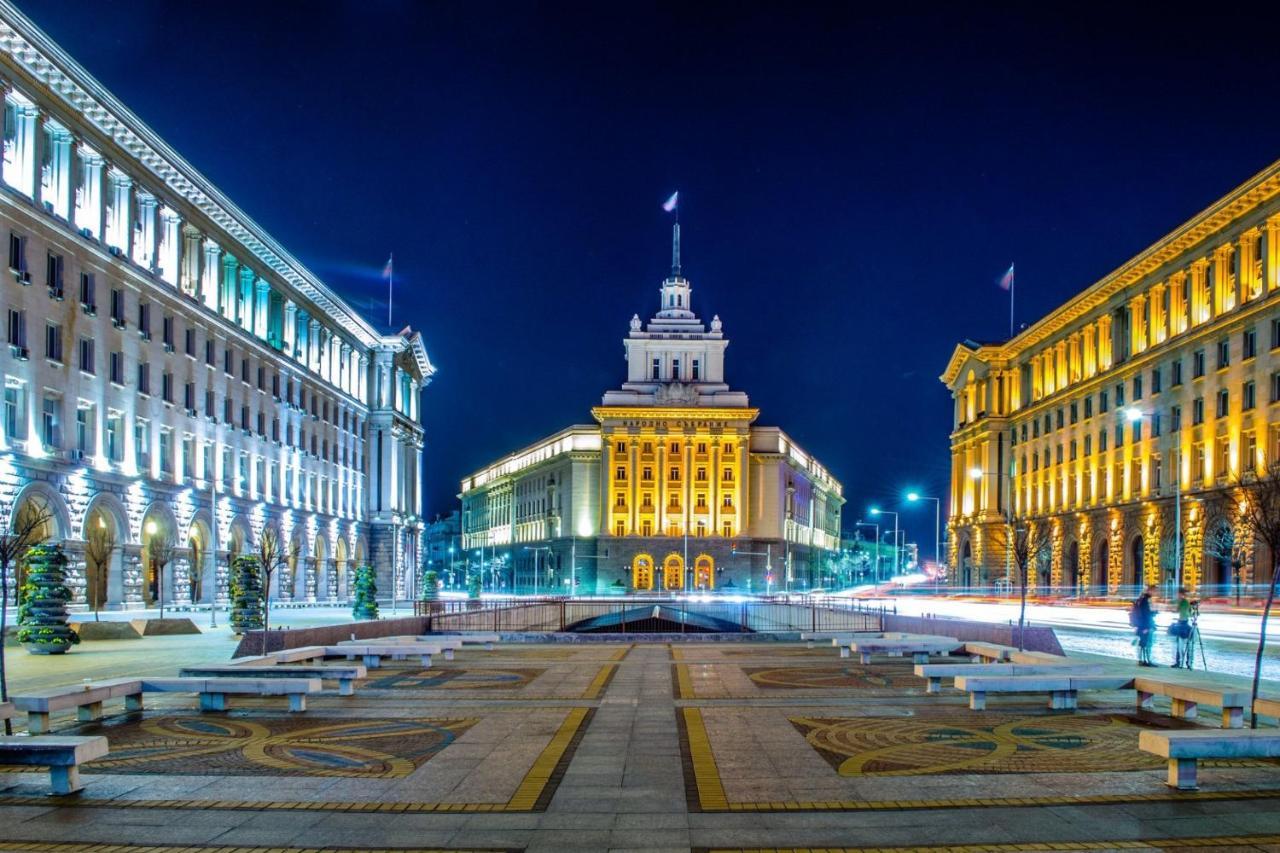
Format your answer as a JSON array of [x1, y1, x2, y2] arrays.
[[232, 615, 429, 657], [882, 613, 1063, 655]]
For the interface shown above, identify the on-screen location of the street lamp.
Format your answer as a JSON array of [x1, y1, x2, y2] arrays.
[[869, 508, 900, 579], [523, 545, 551, 597], [905, 491, 942, 576]]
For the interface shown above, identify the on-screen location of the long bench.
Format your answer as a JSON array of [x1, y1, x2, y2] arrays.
[[0, 735, 108, 794], [324, 644, 441, 668], [1134, 677, 1251, 729], [180, 664, 366, 696], [799, 631, 892, 649], [339, 636, 461, 660], [913, 662, 1103, 694], [954, 674, 1134, 710], [964, 642, 1019, 663], [14, 677, 321, 732], [846, 636, 960, 664], [1008, 650, 1071, 665], [0, 701, 15, 723], [430, 632, 501, 650], [1253, 696, 1280, 724], [1139, 729, 1280, 789]]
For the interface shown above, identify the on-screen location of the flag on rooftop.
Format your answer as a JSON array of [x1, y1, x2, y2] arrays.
[[998, 262, 1015, 291], [662, 191, 679, 213], [383, 254, 394, 279]]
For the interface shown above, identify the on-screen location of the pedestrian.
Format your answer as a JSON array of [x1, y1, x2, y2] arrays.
[[1130, 584, 1158, 667], [1171, 587, 1194, 669]]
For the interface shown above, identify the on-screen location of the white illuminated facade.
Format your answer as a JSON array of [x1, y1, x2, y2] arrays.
[[460, 226, 841, 594], [0, 3, 434, 608]]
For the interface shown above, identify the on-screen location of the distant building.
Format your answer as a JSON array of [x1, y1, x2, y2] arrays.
[[424, 511, 463, 588], [460, 225, 842, 594], [0, 5, 434, 608], [943, 158, 1280, 596]]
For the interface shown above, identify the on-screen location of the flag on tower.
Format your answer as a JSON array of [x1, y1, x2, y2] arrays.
[[383, 255, 394, 279], [662, 191, 679, 213], [998, 262, 1015, 290]]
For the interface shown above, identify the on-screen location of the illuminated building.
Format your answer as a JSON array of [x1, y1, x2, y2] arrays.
[[461, 225, 842, 594], [0, 5, 434, 608], [943, 158, 1280, 595]]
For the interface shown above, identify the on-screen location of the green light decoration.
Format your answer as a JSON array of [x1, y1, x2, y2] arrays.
[[467, 573, 481, 600], [419, 569, 439, 603], [230, 554, 264, 635], [16, 543, 80, 654], [352, 564, 379, 621]]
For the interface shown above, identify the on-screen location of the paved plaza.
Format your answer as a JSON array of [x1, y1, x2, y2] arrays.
[[1, 634, 1279, 852]]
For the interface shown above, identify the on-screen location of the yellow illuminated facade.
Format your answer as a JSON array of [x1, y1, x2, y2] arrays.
[[943, 158, 1280, 596], [460, 225, 842, 594]]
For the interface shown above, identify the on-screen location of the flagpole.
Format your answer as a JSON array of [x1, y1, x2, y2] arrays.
[[387, 253, 393, 329], [1009, 264, 1015, 339]]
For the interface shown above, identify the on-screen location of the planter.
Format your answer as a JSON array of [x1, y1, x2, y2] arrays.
[[17, 543, 79, 655]]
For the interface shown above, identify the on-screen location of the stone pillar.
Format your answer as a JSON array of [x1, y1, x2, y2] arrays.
[[304, 557, 317, 602], [214, 549, 231, 606], [326, 559, 339, 604], [277, 558, 294, 603], [358, 355, 369, 403], [132, 190, 157, 270], [202, 239, 220, 311], [122, 547, 145, 607], [75, 143, 105, 240], [283, 301, 297, 357], [64, 543, 87, 607], [254, 278, 270, 340], [309, 319, 321, 374], [172, 556, 192, 605]]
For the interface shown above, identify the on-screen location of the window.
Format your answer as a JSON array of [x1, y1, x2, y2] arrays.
[[77, 337, 94, 375], [1243, 431, 1258, 471], [615, 466, 626, 481], [224, 348, 233, 375], [241, 358, 249, 383], [651, 358, 660, 380], [1069, 402, 1078, 424], [1132, 375, 1143, 400], [79, 272, 95, 314], [1192, 396, 1204, 425], [1100, 429, 1110, 452], [1115, 383, 1125, 407], [138, 302, 151, 339], [137, 362, 150, 395], [1056, 408, 1064, 429], [241, 405, 250, 431], [272, 372, 280, 398], [46, 252, 63, 299], [1114, 424, 1123, 447], [162, 371, 174, 404], [669, 466, 679, 481], [8, 231, 26, 272], [184, 327, 195, 357], [672, 358, 680, 379], [75, 404, 92, 454], [1131, 420, 1141, 443], [1099, 390, 1109, 413], [1273, 372, 1280, 404], [1216, 440, 1230, 481], [1084, 435, 1092, 456], [184, 381, 195, 412], [223, 397, 233, 423], [1152, 455, 1162, 491], [1151, 367, 1162, 394], [1244, 380, 1257, 411], [696, 467, 707, 482], [1172, 358, 1183, 386], [1083, 397, 1093, 418], [4, 382, 27, 441], [162, 316, 174, 351], [44, 323, 62, 362], [205, 339, 215, 366], [615, 441, 625, 454], [159, 429, 173, 478], [1216, 388, 1229, 418], [1244, 327, 1257, 360], [41, 394, 60, 448], [1217, 338, 1230, 369], [692, 359, 700, 380], [205, 389, 215, 419], [1272, 318, 1280, 350], [106, 412, 123, 462], [257, 366, 266, 391], [1171, 405, 1182, 432], [1192, 349, 1205, 378], [110, 288, 125, 327], [1153, 412, 1162, 437]]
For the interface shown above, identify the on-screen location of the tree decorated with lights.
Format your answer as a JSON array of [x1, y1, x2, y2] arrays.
[[467, 572, 481, 600], [16, 543, 79, 655], [229, 554, 264, 635], [352, 564, 379, 620]]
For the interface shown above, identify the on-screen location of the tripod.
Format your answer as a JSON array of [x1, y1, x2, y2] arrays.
[[1177, 603, 1208, 670]]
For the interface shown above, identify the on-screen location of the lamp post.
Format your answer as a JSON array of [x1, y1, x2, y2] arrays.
[[969, 464, 1017, 592], [850, 521, 880, 583], [524, 546, 551, 597], [869, 508, 900, 580], [905, 492, 941, 577]]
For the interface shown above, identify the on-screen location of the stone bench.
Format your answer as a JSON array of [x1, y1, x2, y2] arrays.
[[0, 735, 108, 794], [1253, 696, 1280, 724], [431, 632, 501, 650], [846, 636, 960, 664], [799, 631, 890, 649], [913, 662, 1104, 694], [1008, 650, 1071, 665], [340, 636, 462, 660], [323, 644, 441, 668], [1139, 729, 1280, 789], [955, 674, 1134, 710], [266, 646, 330, 664], [0, 701, 15, 722], [14, 677, 321, 732], [180, 664, 366, 696], [964, 642, 1019, 663], [1133, 677, 1251, 729]]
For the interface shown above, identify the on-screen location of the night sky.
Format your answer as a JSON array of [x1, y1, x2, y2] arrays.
[[23, 1, 1280, 544]]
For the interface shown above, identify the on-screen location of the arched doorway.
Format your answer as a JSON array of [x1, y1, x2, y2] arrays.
[[1095, 537, 1109, 589], [959, 539, 973, 588], [1065, 540, 1080, 591], [694, 554, 714, 590], [314, 536, 330, 602], [662, 553, 683, 591], [290, 532, 306, 600], [632, 553, 654, 591], [140, 505, 178, 607], [10, 489, 65, 601], [186, 519, 211, 605], [335, 538, 349, 603], [1128, 535, 1144, 589], [81, 497, 125, 610], [1204, 519, 1234, 594]]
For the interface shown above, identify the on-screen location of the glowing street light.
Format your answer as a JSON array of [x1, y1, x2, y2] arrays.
[[905, 491, 942, 575], [869, 507, 901, 578]]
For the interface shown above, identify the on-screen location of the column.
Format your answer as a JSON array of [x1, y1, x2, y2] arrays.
[[220, 254, 238, 320], [358, 355, 369, 404], [132, 190, 157, 270], [1266, 215, 1280, 292], [181, 225, 202, 297], [310, 320, 323, 375], [238, 266, 255, 331], [254, 278, 270, 339], [283, 301, 297, 357], [74, 143, 104, 239], [202, 239, 221, 311], [43, 123, 73, 220], [157, 206, 180, 285], [2, 93, 38, 197], [105, 167, 132, 255]]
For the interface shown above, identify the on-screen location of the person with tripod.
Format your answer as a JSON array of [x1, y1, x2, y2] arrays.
[[1170, 587, 1201, 670]]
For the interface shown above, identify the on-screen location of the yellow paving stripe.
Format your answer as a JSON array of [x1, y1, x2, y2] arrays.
[[699, 836, 1280, 853], [503, 706, 590, 811], [670, 645, 683, 662], [675, 663, 694, 699], [581, 663, 617, 699], [682, 707, 728, 810]]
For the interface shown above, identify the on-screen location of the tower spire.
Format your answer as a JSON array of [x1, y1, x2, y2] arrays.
[[671, 222, 681, 277]]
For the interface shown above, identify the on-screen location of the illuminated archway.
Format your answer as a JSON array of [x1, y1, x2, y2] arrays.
[[335, 537, 349, 603], [631, 553, 654, 591], [694, 554, 714, 590], [662, 553, 684, 591], [140, 503, 178, 606]]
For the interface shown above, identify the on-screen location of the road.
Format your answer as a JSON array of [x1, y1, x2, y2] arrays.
[[881, 594, 1280, 683]]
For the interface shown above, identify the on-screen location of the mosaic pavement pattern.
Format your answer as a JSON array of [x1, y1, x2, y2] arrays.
[[75, 713, 477, 778], [744, 663, 921, 690], [697, 837, 1280, 853], [366, 667, 545, 691]]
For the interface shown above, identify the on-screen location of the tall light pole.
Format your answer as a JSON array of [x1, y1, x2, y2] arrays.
[[905, 492, 941, 576], [869, 508, 900, 579], [524, 545, 550, 597]]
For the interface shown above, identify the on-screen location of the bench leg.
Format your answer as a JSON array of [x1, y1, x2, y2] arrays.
[[806, 640, 814, 649], [338, 678, 354, 697], [839, 647, 850, 658], [49, 765, 83, 795], [913, 652, 929, 665], [1167, 758, 1198, 790], [124, 693, 144, 712], [363, 655, 380, 669], [859, 652, 872, 665], [288, 694, 306, 713], [485, 642, 494, 651], [1221, 706, 1243, 729], [1138, 690, 1154, 711], [889, 651, 904, 658], [1050, 690, 1078, 710], [200, 693, 227, 712], [926, 677, 941, 694], [420, 654, 432, 668], [444, 648, 454, 661], [27, 712, 50, 735], [969, 691, 986, 711], [77, 701, 104, 724], [1171, 698, 1198, 720]]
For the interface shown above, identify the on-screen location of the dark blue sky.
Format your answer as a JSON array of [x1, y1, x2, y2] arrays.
[[25, 1, 1280, 540]]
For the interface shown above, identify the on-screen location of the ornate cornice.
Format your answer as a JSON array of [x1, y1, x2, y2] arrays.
[[0, 1, 382, 347], [591, 406, 760, 424]]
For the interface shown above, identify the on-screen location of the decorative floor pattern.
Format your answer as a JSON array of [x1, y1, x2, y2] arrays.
[[696, 836, 1280, 853], [76, 714, 476, 778], [366, 667, 545, 691], [0, 846, 518, 853], [744, 664, 920, 690]]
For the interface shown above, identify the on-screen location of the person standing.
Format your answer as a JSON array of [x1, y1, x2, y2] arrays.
[[1132, 584, 1158, 667], [1172, 587, 1194, 669]]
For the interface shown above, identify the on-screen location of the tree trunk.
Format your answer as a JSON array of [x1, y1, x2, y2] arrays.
[[1, 559, 11, 736], [1018, 563, 1028, 651], [1250, 564, 1278, 730], [261, 569, 272, 656]]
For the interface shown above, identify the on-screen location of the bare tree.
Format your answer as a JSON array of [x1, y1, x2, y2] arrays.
[[990, 521, 1051, 650], [147, 532, 175, 621], [1231, 462, 1280, 729], [256, 528, 298, 654], [83, 518, 116, 621], [188, 537, 205, 605], [0, 501, 54, 735], [1202, 518, 1245, 606]]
